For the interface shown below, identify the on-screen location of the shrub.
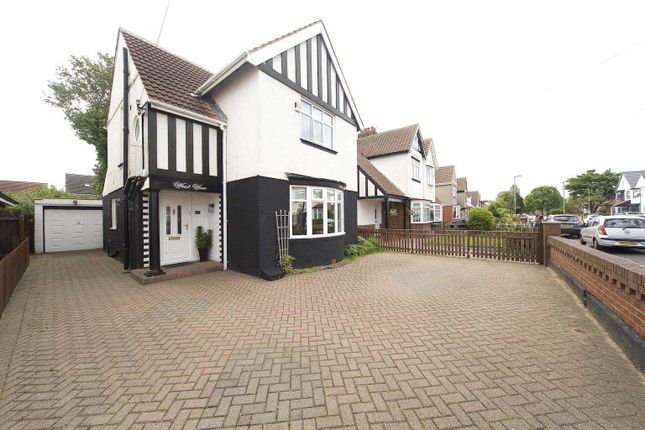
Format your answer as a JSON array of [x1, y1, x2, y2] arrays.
[[279, 254, 294, 274], [195, 226, 213, 250], [344, 236, 379, 257], [467, 208, 495, 231]]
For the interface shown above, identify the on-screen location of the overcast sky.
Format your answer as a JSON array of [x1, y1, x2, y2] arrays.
[[1, 0, 643, 199]]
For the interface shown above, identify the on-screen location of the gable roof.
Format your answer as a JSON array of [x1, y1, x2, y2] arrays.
[[457, 177, 467, 192], [357, 124, 420, 158], [194, 20, 363, 128], [620, 170, 645, 188], [436, 166, 455, 184], [357, 153, 406, 197], [422, 138, 433, 155], [0, 191, 18, 206], [120, 29, 225, 122], [468, 190, 481, 205], [65, 173, 94, 195], [0, 180, 48, 193]]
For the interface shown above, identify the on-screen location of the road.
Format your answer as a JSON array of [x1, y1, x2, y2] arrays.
[[565, 236, 645, 266]]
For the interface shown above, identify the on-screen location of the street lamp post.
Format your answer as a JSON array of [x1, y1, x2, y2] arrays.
[[562, 181, 566, 213], [513, 175, 522, 216]]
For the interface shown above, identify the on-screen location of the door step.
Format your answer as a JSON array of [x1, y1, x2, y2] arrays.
[[129, 260, 223, 285]]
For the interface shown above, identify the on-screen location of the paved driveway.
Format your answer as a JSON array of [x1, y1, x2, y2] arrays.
[[0, 251, 643, 429]]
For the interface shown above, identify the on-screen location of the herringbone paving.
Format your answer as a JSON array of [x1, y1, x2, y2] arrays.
[[0, 251, 643, 429]]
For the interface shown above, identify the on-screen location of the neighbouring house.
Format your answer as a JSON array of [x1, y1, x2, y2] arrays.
[[65, 173, 95, 195], [611, 170, 645, 215], [468, 190, 482, 208], [0, 191, 18, 208], [0, 180, 48, 193], [103, 21, 361, 279], [456, 177, 471, 218], [356, 125, 441, 230], [637, 174, 645, 214], [435, 165, 459, 225]]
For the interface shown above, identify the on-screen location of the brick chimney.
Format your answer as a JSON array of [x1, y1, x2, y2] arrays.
[[358, 127, 377, 138]]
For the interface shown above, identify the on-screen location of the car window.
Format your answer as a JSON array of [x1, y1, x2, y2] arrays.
[[604, 218, 645, 228], [553, 216, 578, 222]]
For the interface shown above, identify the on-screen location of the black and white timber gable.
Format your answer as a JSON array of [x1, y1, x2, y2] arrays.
[[195, 21, 363, 130], [147, 108, 223, 193], [259, 34, 356, 125]]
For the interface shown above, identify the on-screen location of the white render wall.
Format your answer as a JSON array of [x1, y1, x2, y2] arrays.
[[104, 32, 149, 195], [370, 153, 410, 196], [210, 66, 358, 191], [358, 199, 382, 227]]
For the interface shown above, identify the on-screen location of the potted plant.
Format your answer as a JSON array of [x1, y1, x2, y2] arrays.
[[195, 226, 213, 262]]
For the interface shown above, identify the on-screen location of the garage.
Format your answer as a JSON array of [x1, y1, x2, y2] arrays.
[[34, 199, 103, 254]]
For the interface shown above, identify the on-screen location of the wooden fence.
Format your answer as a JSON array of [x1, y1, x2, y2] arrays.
[[359, 228, 540, 263], [0, 238, 30, 319], [0, 209, 34, 256]]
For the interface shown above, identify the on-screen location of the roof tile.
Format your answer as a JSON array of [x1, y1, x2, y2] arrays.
[[121, 30, 222, 121], [357, 124, 419, 158], [436, 166, 455, 184]]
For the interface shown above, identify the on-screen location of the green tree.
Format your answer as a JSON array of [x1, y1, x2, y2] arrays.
[[565, 169, 620, 214], [491, 185, 524, 215], [524, 186, 563, 214], [45, 53, 114, 195], [467, 208, 495, 230], [7, 187, 76, 215]]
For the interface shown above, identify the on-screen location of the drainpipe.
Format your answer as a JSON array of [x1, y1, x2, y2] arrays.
[[122, 47, 130, 270], [222, 125, 228, 270]]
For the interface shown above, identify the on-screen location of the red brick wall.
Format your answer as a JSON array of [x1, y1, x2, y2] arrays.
[[548, 237, 645, 337], [442, 206, 453, 227], [383, 202, 406, 229], [411, 223, 431, 230]]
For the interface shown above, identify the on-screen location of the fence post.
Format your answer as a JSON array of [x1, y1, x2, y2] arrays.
[[538, 223, 560, 265]]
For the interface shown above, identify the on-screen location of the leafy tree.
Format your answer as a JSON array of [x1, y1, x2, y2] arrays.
[[565, 169, 620, 214], [45, 53, 114, 195], [467, 208, 495, 230], [490, 185, 524, 215], [524, 186, 563, 214], [7, 187, 76, 215]]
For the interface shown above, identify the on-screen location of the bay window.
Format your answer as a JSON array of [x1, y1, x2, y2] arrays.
[[290, 186, 344, 237], [301, 100, 333, 149], [411, 201, 442, 223]]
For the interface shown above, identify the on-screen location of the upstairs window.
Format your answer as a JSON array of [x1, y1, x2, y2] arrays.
[[301, 100, 333, 149], [426, 165, 434, 185], [411, 158, 420, 181], [452, 206, 460, 219]]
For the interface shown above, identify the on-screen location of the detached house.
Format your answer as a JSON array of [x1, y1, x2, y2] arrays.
[[611, 170, 645, 215], [435, 165, 459, 225], [468, 190, 482, 208], [356, 125, 441, 229], [456, 177, 470, 218], [103, 21, 362, 278]]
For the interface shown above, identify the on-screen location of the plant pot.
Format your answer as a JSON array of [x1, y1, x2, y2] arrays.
[[198, 248, 209, 262]]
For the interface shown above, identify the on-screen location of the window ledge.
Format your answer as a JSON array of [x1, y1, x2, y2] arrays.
[[300, 138, 337, 154], [290, 232, 345, 240]]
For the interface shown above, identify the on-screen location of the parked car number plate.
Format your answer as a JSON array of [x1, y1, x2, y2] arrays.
[[617, 241, 639, 245]]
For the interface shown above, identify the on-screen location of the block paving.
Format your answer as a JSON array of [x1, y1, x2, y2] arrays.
[[0, 251, 643, 429]]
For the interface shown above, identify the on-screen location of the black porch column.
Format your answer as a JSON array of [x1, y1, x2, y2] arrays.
[[384, 196, 389, 229], [145, 189, 165, 277]]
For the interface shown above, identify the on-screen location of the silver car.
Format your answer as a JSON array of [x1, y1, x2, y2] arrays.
[[580, 215, 645, 249]]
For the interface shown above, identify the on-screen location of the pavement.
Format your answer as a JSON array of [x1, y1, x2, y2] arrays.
[[0, 250, 643, 429], [564, 236, 645, 266]]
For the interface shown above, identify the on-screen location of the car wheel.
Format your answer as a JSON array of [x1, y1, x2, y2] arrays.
[[593, 239, 603, 250], [580, 235, 586, 245]]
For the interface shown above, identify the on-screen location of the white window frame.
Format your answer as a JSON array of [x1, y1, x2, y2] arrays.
[[410, 201, 442, 223], [411, 157, 421, 181], [425, 165, 434, 185], [452, 205, 461, 219], [290, 185, 345, 238], [301, 100, 334, 149]]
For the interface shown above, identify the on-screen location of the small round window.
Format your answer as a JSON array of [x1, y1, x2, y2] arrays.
[[133, 116, 141, 142]]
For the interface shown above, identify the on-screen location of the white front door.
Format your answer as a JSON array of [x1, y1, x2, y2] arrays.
[[160, 195, 190, 265]]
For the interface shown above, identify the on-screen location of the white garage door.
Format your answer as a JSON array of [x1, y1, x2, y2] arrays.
[[44, 209, 103, 253]]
